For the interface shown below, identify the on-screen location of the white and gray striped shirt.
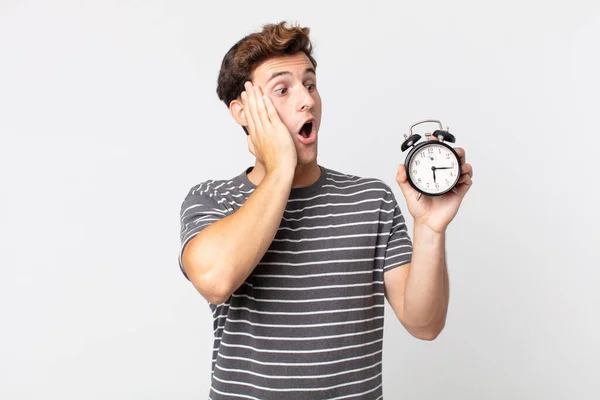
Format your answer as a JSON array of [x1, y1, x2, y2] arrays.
[[179, 165, 413, 399]]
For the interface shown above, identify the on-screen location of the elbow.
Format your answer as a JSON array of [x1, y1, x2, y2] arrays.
[[202, 289, 231, 305], [183, 256, 233, 305], [189, 268, 233, 305], [413, 328, 442, 341], [410, 321, 445, 341]]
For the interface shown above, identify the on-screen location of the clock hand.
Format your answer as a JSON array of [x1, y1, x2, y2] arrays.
[[432, 166, 453, 170]]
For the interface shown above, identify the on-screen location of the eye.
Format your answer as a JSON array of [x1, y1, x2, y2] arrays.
[[274, 87, 288, 95], [306, 83, 316, 91]]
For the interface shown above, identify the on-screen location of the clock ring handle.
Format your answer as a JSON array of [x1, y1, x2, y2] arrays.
[[409, 119, 443, 135]]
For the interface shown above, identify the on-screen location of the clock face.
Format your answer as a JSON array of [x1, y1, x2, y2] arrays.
[[407, 143, 461, 195]]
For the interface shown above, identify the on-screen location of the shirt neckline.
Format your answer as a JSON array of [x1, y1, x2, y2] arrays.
[[236, 165, 328, 198]]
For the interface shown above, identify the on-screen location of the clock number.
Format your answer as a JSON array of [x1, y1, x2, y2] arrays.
[[435, 183, 440, 189], [451, 162, 455, 167], [415, 160, 420, 166], [420, 153, 426, 158], [426, 183, 430, 188], [445, 179, 449, 185], [412, 169, 417, 175], [446, 153, 451, 159], [417, 178, 422, 183], [428, 148, 434, 154]]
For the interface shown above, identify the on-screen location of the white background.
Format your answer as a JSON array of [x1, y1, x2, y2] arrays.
[[1, 0, 599, 398]]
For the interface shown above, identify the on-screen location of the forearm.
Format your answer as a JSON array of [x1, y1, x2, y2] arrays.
[[183, 168, 294, 303], [402, 223, 449, 333]]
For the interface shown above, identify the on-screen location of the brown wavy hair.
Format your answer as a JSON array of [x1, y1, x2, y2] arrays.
[[216, 21, 317, 113]]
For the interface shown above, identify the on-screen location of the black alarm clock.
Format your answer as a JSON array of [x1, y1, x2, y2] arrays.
[[401, 119, 462, 200]]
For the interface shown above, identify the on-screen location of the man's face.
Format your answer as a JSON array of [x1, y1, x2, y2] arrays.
[[250, 52, 322, 166]]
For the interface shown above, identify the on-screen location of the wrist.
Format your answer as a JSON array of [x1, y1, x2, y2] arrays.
[[414, 220, 446, 241], [264, 167, 295, 187], [266, 161, 296, 177]]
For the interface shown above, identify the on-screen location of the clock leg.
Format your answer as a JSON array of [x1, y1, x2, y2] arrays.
[[416, 193, 422, 201], [451, 187, 459, 194]]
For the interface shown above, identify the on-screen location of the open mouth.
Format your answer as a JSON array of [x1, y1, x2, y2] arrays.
[[299, 121, 313, 138], [296, 118, 317, 145]]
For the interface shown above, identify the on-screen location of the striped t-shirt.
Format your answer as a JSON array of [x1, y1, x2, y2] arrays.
[[178, 165, 413, 399]]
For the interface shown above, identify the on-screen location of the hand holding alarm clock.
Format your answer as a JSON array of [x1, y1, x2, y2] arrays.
[[396, 119, 473, 233], [401, 119, 462, 201]]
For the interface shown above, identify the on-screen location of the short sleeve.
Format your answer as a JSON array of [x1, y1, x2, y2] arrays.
[[178, 183, 230, 280], [383, 191, 413, 273]]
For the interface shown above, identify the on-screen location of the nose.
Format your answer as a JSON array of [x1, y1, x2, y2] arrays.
[[297, 85, 315, 112]]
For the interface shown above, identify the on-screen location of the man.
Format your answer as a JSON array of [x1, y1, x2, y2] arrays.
[[179, 21, 473, 399]]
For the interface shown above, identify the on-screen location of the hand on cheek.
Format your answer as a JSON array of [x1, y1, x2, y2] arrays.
[[240, 81, 297, 172]]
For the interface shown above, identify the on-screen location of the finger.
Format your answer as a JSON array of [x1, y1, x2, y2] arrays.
[[396, 163, 408, 183], [241, 90, 256, 134], [245, 81, 263, 133], [456, 175, 472, 195], [454, 147, 466, 164], [458, 171, 473, 184], [263, 94, 283, 126], [253, 84, 270, 127], [461, 162, 473, 178], [395, 164, 417, 199]]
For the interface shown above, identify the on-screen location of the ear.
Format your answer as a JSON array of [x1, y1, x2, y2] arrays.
[[229, 99, 248, 128]]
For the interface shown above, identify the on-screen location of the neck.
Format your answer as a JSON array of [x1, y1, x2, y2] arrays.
[[248, 160, 321, 188]]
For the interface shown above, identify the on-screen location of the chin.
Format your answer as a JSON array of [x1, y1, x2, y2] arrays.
[[297, 151, 318, 166], [293, 133, 319, 166]]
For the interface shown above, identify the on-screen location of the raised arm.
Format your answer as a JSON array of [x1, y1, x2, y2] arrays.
[[182, 168, 293, 304], [182, 81, 297, 304]]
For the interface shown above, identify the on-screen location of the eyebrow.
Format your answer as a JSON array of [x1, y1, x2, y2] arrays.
[[266, 67, 316, 83]]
